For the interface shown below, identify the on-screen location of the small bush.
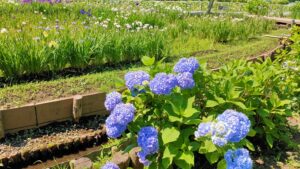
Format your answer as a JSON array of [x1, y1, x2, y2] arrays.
[[271, 0, 289, 4], [246, 0, 270, 15]]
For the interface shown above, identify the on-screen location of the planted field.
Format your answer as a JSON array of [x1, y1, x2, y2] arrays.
[[0, 1, 299, 169], [0, 1, 276, 78]]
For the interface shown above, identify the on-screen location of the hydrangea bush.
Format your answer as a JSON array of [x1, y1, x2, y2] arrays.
[[101, 55, 297, 168]]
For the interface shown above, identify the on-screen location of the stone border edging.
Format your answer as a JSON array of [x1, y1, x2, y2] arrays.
[[0, 92, 108, 138]]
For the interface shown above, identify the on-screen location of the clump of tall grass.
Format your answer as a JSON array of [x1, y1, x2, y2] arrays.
[[169, 16, 275, 43], [291, 2, 300, 19], [0, 30, 167, 77]]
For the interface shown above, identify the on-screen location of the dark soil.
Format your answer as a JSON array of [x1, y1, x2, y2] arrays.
[[0, 115, 107, 169]]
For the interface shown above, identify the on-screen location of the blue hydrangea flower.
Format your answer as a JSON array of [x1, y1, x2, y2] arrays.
[[149, 73, 178, 95], [125, 71, 150, 91], [195, 122, 212, 138], [174, 57, 200, 74], [216, 110, 251, 143], [110, 103, 136, 125], [102, 162, 120, 169], [105, 124, 127, 139], [105, 103, 136, 138], [211, 135, 228, 147], [211, 121, 230, 146], [209, 110, 250, 146], [137, 126, 159, 166], [104, 91, 122, 111], [225, 148, 253, 169], [195, 110, 251, 147], [176, 72, 195, 89], [137, 151, 151, 166]]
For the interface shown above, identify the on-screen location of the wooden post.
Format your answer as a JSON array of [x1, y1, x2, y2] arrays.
[[73, 95, 83, 122], [206, 0, 215, 14], [0, 110, 5, 139]]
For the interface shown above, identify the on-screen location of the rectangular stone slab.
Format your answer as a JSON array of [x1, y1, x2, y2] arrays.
[[1, 105, 36, 132], [36, 98, 73, 125], [82, 92, 108, 116]]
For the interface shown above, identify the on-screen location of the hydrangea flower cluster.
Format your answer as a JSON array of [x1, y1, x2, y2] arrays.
[[101, 162, 120, 169], [137, 126, 159, 166], [176, 72, 195, 89], [216, 110, 251, 143], [123, 58, 199, 95], [125, 71, 150, 92], [104, 91, 123, 111], [105, 102, 136, 138], [211, 121, 230, 146], [225, 148, 253, 169], [194, 122, 212, 138], [149, 73, 178, 95], [172, 57, 198, 90], [173, 57, 200, 74], [195, 110, 251, 147]]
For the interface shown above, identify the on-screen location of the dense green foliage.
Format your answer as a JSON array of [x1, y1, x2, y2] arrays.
[[246, 0, 270, 15], [206, 59, 298, 148], [291, 2, 300, 19], [111, 50, 299, 168]]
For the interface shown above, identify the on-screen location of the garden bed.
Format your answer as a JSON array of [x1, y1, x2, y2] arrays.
[[0, 115, 107, 169], [0, 1, 299, 169]]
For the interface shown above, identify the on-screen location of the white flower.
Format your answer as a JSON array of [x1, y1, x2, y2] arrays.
[[112, 8, 118, 12], [0, 28, 8, 34], [102, 24, 108, 28], [143, 24, 149, 29], [232, 18, 244, 23], [125, 24, 132, 29], [33, 37, 41, 41], [136, 21, 143, 26], [44, 27, 51, 31]]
